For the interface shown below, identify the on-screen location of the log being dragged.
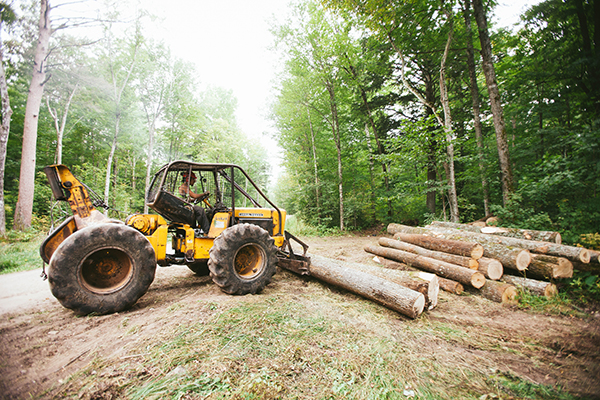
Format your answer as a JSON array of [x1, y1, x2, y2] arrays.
[[293, 254, 425, 319], [477, 280, 518, 304], [364, 244, 486, 288], [378, 237, 501, 279], [341, 259, 439, 310], [372, 254, 465, 296], [527, 254, 573, 279], [429, 220, 562, 244], [391, 232, 484, 259], [501, 275, 557, 298], [378, 237, 479, 269]]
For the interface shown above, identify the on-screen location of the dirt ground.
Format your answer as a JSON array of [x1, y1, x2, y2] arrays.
[[1, 233, 599, 399]]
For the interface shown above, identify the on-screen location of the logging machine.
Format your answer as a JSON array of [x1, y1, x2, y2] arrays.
[[39, 161, 310, 315]]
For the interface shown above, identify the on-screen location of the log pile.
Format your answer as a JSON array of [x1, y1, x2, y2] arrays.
[[278, 221, 596, 319], [368, 221, 597, 303]]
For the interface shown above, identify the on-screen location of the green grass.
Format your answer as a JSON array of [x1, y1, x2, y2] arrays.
[[57, 290, 582, 400], [0, 230, 45, 274]]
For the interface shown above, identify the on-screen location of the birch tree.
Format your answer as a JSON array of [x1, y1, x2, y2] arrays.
[[13, 0, 51, 230], [0, 1, 15, 236]]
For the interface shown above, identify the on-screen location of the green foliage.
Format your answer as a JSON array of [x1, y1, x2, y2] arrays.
[[487, 371, 577, 400], [563, 272, 600, 305], [0, 231, 44, 274], [578, 233, 600, 251]]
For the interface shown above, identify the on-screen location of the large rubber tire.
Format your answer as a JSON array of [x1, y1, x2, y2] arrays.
[[208, 224, 277, 295], [48, 224, 157, 315]]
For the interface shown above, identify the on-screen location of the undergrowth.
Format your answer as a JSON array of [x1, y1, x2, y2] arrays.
[[0, 230, 45, 274]]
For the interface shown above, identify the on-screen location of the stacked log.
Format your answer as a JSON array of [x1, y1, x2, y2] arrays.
[[372, 256, 465, 295], [378, 221, 597, 303], [501, 275, 558, 298], [378, 237, 502, 280], [429, 220, 562, 244], [364, 244, 486, 289]]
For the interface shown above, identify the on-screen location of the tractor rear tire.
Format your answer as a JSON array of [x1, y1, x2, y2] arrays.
[[48, 224, 156, 315], [208, 224, 277, 295]]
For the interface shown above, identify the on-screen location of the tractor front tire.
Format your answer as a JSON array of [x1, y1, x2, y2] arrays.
[[48, 224, 156, 315], [208, 224, 277, 295]]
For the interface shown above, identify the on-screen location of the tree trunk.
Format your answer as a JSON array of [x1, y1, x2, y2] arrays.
[[462, 0, 490, 215], [390, 223, 590, 263], [477, 280, 517, 304], [501, 275, 557, 298], [571, 259, 600, 274], [390, 231, 484, 259], [325, 82, 344, 231], [472, 0, 514, 205], [307, 106, 320, 221], [47, 84, 77, 165], [341, 260, 439, 310], [526, 254, 573, 279], [13, 0, 51, 230], [364, 244, 486, 288], [0, 21, 13, 236], [439, 9, 459, 223], [304, 254, 426, 319], [429, 220, 562, 243], [378, 237, 479, 269]]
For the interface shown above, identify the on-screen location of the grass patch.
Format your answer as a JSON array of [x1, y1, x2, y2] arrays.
[[0, 231, 45, 274], [57, 288, 580, 400]]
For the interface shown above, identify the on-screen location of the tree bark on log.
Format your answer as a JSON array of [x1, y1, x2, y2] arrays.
[[378, 237, 479, 269], [571, 259, 600, 274], [589, 250, 599, 263], [392, 231, 529, 271], [477, 280, 518, 304], [341, 260, 439, 310], [391, 232, 484, 259], [378, 237, 501, 279], [438, 277, 464, 294], [527, 254, 573, 279], [298, 254, 425, 319], [429, 220, 562, 244], [372, 254, 465, 295], [501, 275, 557, 298], [388, 223, 589, 263], [364, 244, 486, 288]]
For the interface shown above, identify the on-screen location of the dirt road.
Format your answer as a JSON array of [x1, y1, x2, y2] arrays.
[[1, 234, 599, 399]]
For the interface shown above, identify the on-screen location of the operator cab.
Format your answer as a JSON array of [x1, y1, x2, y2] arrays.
[[146, 160, 285, 238]]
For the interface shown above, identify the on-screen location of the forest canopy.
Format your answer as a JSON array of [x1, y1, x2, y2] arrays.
[[0, 0, 598, 245]]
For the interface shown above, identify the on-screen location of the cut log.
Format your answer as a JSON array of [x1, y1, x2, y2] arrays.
[[391, 232, 484, 259], [342, 261, 439, 310], [378, 237, 501, 279], [477, 280, 518, 304], [430, 220, 562, 244], [388, 224, 589, 263], [438, 277, 464, 295], [392, 231, 530, 272], [501, 275, 557, 298], [288, 254, 425, 319], [378, 237, 479, 269], [372, 256, 413, 271], [590, 250, 599, 263], [571, 259, 600, 274], [364, 244, 486, 288], [527, 254, 573, 279], [476, 257, 503, 280]]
